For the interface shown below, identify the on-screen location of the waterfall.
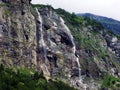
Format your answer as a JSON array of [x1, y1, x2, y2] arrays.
[[60, 17, 82, 83], [76, 57, 82, 82], [60, 17, 87, 89], [60, 17, 76, 52], [36, 8, 50, 78], [36, 8, 47, 61]]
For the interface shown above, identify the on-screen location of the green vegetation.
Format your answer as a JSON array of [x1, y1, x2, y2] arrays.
[[31, 4, 54, 10], [56, 8, 84, 27], [0, 2, 15, 7], [101, 75, 120, 89], [0, 64, 76, 90], [117, 35, 120, 40], [71, 28, 107, 60], [4, 9, 10, 17], [84, 17, 104, 30]]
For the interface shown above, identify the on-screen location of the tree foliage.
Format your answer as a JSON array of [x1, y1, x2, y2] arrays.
[[55, 8, 84, 27], [0, 64, 76, 90]]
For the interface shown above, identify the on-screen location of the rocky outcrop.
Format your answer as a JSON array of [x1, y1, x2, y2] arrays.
[[0, 0, 37, 67], [35, 7, 83, 84], [104, 33, 120, 58], [0, 0, 82, 86]]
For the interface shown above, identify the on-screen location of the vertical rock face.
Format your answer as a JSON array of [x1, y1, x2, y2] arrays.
[[0, 0, 81, 82], [35, 7, 82, 81], [0, 0, 37, 67]]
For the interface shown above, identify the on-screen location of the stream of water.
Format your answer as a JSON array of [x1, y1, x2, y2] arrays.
[[36, 8, 47, 61], [60, 17, 82, 83]]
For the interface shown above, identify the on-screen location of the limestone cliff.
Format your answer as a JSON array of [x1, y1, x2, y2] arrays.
[[0, 0, 37, 68], [0, 0, 82, 85]]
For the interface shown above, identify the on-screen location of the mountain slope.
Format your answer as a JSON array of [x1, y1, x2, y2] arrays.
[[55, 8, 120, 89], [77, 13, 120, 34], [0, 1, 120, 90]]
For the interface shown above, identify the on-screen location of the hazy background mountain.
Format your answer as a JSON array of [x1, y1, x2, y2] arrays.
[[77, 13, 120, 34]]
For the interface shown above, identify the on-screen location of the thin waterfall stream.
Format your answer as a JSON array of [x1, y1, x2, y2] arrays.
[[36, 8, 47, 61], [36, 8, 50, 78], [60, 17, 82, 83]]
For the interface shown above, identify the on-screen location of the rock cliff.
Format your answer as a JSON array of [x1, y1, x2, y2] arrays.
[[0, 0, 37, 68], [0, 0, 83, 86]]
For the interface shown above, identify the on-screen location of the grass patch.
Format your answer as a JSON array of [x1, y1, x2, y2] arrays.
[[101, 75, 120, 89]]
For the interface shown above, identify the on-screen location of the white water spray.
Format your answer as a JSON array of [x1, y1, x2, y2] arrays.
[[60, 17, 82, 83], [36, 8, 50, 78], [36, 8, 47, 61]]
